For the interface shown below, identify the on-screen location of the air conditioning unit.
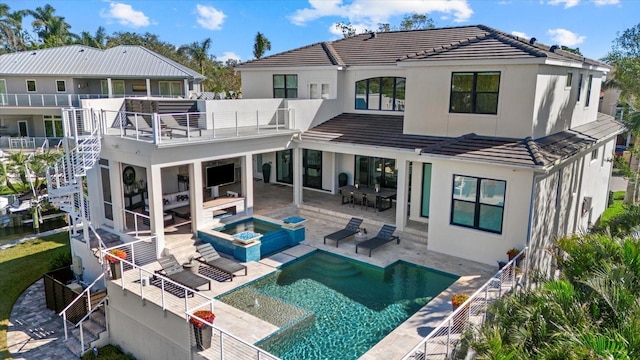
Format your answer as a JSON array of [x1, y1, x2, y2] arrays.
[[71, 256, 83, 277]]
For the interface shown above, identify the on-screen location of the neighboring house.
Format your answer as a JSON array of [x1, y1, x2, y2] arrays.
[[41, 25, 623, 358], [0, 45, 204, 150]]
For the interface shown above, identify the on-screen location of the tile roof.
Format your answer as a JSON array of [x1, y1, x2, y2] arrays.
[[237, 25, 608, 69], [301, 113, 624, 168], [0, 45, 205, 79]]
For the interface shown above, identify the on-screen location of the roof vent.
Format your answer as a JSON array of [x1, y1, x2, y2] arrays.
[[79, 49, 84, 52], [550, 45, 558, 52], [370, 32, 377, 39], [529, 37, 536, 45], [31, 51, 36, 55]]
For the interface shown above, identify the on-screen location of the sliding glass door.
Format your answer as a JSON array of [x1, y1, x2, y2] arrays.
[[276, 149, 293, 184], [354, 155, 397, 189], [303, 149, 322, 189]]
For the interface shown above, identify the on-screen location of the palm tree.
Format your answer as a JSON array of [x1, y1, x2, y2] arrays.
[[621, 109, 640, 204], [178, 38, 212, 75], [253, 32, 271, 59], [0, 4, 29, 52], [28, 4, 74, 46], [76, 26, 106, 49]]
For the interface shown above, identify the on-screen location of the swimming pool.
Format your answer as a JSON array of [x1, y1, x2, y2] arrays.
[[214, 218, 282, 235], [217, 251, 458, 360]]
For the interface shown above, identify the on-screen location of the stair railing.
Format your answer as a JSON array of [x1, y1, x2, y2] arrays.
[[76, 298, 108, 356], [60, 273, 106, 340]]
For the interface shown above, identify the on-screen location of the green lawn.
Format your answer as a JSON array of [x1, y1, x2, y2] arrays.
[[0, 232, 70, 359], [600, 191, 626, 225]]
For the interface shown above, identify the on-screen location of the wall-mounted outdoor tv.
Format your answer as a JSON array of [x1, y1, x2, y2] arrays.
[[206, 163, 235, 187]]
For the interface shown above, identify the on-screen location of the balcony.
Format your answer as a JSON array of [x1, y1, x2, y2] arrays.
[[0, 93, 182, 108]]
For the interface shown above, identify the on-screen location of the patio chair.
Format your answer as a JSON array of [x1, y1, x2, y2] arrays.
[[323, 217, 364, 247], [123, 115, 173, 139], [355, 224, 400, 257], [161, 114, 202, 137], [155, 255, 211, 291], [196, 243, 247, 281]]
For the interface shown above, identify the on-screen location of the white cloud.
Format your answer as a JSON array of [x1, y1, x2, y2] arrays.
[[217, 51, 241, 62], [100, 2, 150, 28], [547, 28, 586, 46], [591, 0, 619, 5], [511, 31, 528, 39], [547, 0, 580, 8], [196, 4, 226, 31], [290, 0, 473, 30]]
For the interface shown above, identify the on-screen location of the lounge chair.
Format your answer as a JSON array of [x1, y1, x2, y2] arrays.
[[356, 225, 400, 257], [323, 217, 364, 247], [161, 114, 202, 137], [155, 255, 210, 291], [123, 115, 173, 139], [196, 243, 247, 281]]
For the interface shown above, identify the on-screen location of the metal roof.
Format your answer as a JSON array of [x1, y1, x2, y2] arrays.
[[301, 113, 624, 168], [0, 45, 205, 79], [237, 25, 609, 70]]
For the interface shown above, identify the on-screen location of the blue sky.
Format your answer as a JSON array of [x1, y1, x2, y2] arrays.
[[6, 0, 638, 62]]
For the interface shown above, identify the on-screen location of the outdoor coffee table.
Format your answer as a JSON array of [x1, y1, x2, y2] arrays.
[[171, 206, 191, 220]]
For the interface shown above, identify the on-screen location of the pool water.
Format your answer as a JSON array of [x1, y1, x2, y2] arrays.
[[217, 251, 458, 360], [214, 218, 281, 236]]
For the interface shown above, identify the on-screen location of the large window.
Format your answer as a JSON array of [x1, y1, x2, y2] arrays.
[[44, 115, 63, 138], [273, 75, 297, 98], [451, 175, 506, 234], [159, 81, 182, 96], [355, 77, 405, 111], [354, 155, 397, 189], [449, 72, 500, 114]]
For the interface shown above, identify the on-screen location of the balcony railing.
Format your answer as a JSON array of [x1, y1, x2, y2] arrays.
[[401, 248, 528, 360], [103, 108, 296, 144], [0, 93, 178, 107]]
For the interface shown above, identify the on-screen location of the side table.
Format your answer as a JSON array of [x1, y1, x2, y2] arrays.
[[354, 232, 368, 243]]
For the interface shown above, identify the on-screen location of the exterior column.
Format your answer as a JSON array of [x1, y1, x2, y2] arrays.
[[293, 147, 303, 205], [190, 161, 203, 233], [146, 78, 151, 97], [242, 154, 254, 214], [109, 160, 125, 231], [148, 165, 165, 257], [183, 79, 189, 98], [395, 159, 409, 231], [107, 78, 113, 98]]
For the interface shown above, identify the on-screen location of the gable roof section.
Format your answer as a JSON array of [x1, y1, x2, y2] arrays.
[[301, 113, 623, 168], [237, 25, 607, 69], [0, 45, 205, 79]]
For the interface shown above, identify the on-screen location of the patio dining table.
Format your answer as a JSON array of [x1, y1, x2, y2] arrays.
[[339, 185, 396, 212]]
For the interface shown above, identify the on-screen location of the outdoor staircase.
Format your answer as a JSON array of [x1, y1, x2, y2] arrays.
[[64, 307, 108, 356], [164, 233, 200, 264]]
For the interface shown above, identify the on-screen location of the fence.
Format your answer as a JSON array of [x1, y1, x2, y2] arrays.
[[401, 248, 527, 360]]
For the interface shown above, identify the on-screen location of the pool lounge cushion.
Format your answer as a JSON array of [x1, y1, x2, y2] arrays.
[[196, 243, 247, 281]]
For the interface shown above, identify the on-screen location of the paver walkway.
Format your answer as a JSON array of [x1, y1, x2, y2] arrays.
[[7, 279, 76, 359]]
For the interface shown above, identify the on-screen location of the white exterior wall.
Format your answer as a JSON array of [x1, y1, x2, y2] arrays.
[[532, 66, 604, 138], [403, 64, 538, 138], [1, 75, 76, 93], [576, 139, 615, 228], [425, 159, 533, 265], [240, 69, 339, 100]]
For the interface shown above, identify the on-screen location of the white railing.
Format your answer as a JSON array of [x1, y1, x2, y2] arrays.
[[60, 273, 106, 339], [0, 93, 157, 107], [187, 304, 281, 360], [401, 248, 528, 360], [104, 108, 295, 144], [122, 208, 151, 237]]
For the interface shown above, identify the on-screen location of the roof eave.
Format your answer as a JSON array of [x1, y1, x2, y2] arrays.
[[236, 65, 346, 72], [397, 57, 546, 67], [544, 58, 610, 72]]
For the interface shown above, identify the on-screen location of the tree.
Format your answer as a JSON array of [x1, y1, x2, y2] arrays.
[[335, 21, 356, 38], [76, 26, 106, 49], [560, 45, 582, 55], [0, 4, 30, 52], [604, 23, 640, 204], [27, 4, 74, 46], [178, 38, 212, 75], [399, 13, 435, 30], [253, 32, 271, 59]]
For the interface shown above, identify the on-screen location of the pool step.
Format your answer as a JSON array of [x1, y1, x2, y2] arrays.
[[308, 258, 361, 278]]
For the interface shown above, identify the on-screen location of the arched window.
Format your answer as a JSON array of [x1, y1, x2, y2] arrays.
[[355, 77, 405, 111]]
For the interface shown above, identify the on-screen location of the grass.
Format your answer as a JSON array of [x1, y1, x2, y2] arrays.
[[0, 232, 70, 359], [600, 191, 626, 225], [81, 344, 136, 359]]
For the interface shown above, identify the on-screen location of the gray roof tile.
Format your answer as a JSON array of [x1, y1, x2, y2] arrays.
[[301, 113, 624, 168], [0, 45, 205, 79]]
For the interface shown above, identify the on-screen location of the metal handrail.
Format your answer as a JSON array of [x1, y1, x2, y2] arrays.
[[401, 248, 528, 360], [76, 298, 108, 355], [60, 273, 106, 340]]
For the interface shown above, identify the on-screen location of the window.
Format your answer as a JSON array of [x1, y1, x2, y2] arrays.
[[451, 175, 506, 233], [565, 72, 573, 88], [577, 73, 584, 102], [44, 115, 63, 138], [101, 80, 125, 95], [56, 80, 66, 92], [354, 77, 405, 111], [421, 163, 432, 218], [586, 75, 593, 106], [159, 81, 182, 96], [26, 80, 37, 92], [273, 75, 297, 98], [309, 83, 330, 99], [449, 72, 500, 114], [0, 79, 6, 105], [354, 155, 397, 188], [591, 148, 599, 162]]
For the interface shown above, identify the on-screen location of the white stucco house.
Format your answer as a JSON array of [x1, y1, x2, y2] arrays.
[[6, 24, 624, 359]]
